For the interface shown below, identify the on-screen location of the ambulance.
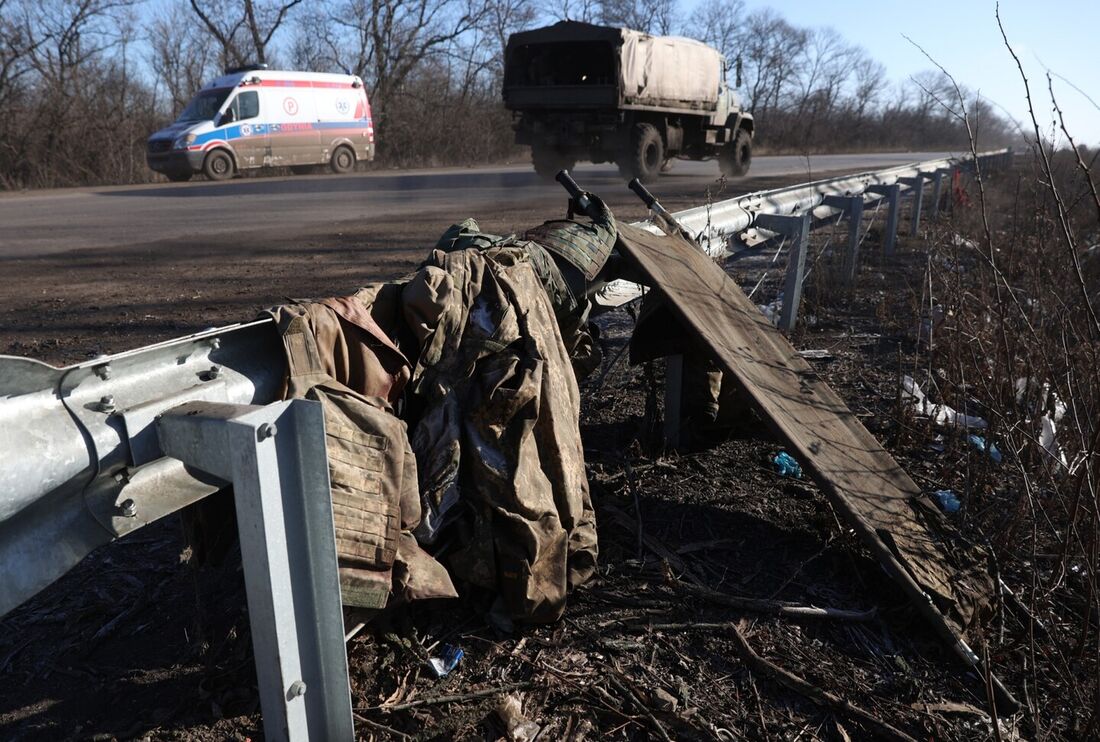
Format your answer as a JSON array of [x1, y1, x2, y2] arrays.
[[146, 66, 375, 182]]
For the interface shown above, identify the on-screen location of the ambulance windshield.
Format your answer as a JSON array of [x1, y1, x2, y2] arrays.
[[177, 88, 232, 123]]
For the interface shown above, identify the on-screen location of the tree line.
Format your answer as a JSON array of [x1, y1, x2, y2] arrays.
[[0, 0, 1016, 188]]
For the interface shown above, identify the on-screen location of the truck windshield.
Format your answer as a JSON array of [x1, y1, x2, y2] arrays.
[[176, 88, 232, 123]]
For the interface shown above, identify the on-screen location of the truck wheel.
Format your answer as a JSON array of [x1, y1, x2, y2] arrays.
[[720, 129, 752, 177], [330, 145, 355, 174], [623, 123, 664, 183], [203, 150, 234, 181], [531, 146, 575, 179]]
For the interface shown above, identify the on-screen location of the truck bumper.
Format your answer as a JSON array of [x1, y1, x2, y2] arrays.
[[515, 116, 620, 153]]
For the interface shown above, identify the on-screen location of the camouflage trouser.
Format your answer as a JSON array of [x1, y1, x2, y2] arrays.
[[402, 245, 599, 622], [269, 301, 456, 609]]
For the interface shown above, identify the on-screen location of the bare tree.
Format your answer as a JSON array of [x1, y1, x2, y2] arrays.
[[323, 0, 490, 116], [598, 0, 678, 35], [150, 1, 217, 112], [736, 8, 806, 119], [689, 0, 745, 62], [187, 0, 303, 67], [541, 0, 597, 23]]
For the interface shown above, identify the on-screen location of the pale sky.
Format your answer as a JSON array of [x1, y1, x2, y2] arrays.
[[740, 0, 1099, 145]]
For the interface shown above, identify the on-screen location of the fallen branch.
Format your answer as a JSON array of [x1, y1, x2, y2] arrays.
[[361, 681, 536, 712], [352, 712, 411, 739], [607, 673, 674, 742], [728, 621, 918, 742], [670, 579, 877, 622]]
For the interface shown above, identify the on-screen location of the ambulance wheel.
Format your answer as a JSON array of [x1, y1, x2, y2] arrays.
[[330, 145, 355, 174], [203, 150, 234, 181], [165, 172, 192, 182]]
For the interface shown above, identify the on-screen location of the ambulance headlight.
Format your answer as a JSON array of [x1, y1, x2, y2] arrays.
[[172, 133, 196, 150]]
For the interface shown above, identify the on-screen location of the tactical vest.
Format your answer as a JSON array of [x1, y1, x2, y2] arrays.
[[522, 195, 618, 281], [269, 300, 455, 609]]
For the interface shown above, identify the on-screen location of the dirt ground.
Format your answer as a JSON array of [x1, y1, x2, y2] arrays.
[[0, 169, 1076, 740]]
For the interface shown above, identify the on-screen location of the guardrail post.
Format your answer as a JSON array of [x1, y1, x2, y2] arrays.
[[664, 354, 684, 450], [899, 175, 925, 237], [928, 169, 947, 219], [156, 400, 355, 742], [755, 211, 811, 333], [867, 183, 901, 256], [822, 194, 863, 285]]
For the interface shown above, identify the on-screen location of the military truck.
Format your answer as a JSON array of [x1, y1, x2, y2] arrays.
[[503, 21, 754, 182]]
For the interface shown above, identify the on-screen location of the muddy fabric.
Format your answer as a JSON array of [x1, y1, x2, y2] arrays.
[[433, 218, 602, 380], [268, 301, 456, 609], [402, 246, 598, 623]]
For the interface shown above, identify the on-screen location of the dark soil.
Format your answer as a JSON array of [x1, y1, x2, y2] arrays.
[[0, 170, 1063, 741]]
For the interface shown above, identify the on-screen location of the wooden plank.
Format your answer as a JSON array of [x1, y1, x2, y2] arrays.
[[615, 222, 993, 646]]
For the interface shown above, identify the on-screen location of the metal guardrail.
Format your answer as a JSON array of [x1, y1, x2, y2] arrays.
[[595, 148, 1013, 319], [0, 148, 1011, 739], [0, 148, 1011, 619]]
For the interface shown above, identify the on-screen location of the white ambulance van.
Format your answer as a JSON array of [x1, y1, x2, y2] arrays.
[[147, 66, 375, 181]]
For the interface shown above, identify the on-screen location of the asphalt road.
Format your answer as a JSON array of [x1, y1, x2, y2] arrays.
[[0, 152, 954, 257]]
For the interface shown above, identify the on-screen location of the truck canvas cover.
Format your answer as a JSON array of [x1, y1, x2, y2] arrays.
[[619, 29, 720, 109], [504, 21, 721, 111]]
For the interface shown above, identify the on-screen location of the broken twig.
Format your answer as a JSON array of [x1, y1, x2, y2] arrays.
[[362, 681, 536, 712], [728, 621, 917, 742]]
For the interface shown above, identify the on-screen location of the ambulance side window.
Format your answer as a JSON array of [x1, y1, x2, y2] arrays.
[[233, 91, 259, 120]]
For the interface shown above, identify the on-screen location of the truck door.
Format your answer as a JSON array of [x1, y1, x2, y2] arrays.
[[221, 89, 267, 169]]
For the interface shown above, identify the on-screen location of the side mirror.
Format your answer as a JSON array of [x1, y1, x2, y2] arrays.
[[219, 110, 235, 126]]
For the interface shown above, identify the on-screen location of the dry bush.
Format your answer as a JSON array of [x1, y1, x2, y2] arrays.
[[897, 149, 1100, 738]]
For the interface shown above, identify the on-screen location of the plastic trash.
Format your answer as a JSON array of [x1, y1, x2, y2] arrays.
[[428, 643, 464, 678], [933, 490, 961, 513], [967, 434, 1003, 464], [901, 376, 987, 429], [772, 451, 802, 478], [496, 693, 541, 742]]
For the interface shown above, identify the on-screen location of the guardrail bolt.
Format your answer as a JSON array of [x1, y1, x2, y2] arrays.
[[94, 364, 112, 380], [209, 337, 221, 350], [97, 395, 115, 413], [288, 680, 307, 699], [257, 422, 278, 441], [207, 365, 221, 380], [119, 498, 137, 518]]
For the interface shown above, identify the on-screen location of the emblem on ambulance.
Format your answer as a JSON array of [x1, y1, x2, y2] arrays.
[[283, 97, 299, 116], [336, 99, 350, 114], [240, 123, 252, 136]]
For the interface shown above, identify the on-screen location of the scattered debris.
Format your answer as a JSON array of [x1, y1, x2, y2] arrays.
[[495, 693, 541, 742], [428, 643, 464, 678], [902, 375, 988, 429], [967, 434, 1003, 464], [798, 349, 834, 361], [933, 490, 961, 514], [772, 450, 802, 478], [916, 303, 945, 348], [757, 295, 783, 326]]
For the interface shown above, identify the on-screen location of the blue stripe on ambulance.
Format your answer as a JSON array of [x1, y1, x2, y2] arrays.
[[191, 120, 372, 146]]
